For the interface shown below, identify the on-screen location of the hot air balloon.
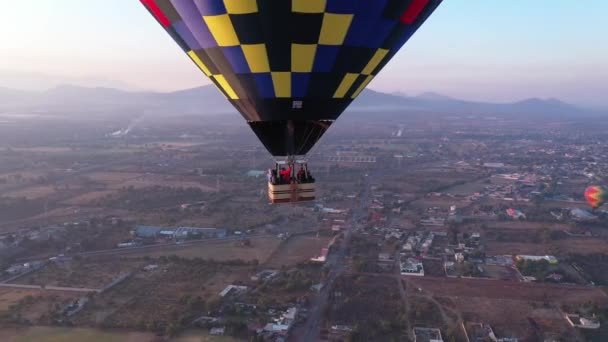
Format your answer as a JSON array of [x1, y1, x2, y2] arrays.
[[140, 0, 442, 202], [585, 185, 606, 209]]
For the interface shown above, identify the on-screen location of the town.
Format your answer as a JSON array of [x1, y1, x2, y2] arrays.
[[2, 107, 608, 342]]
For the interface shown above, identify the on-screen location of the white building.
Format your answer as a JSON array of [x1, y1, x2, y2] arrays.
[[401, 258, 424, 276]]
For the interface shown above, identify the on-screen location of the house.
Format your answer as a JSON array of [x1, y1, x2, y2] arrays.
[[246, 170, 266, 178], [516, 255, 558, 264], [251, 270, 279, 282], [378, 253, 393, 262], [483, 162, 505, 168], [210, 327, 226, 336], [143, 264, 159, 272], [420, 217, 445, 227], [566, 314, 600, 329], [282, 307, 297, 325], [545, 273, 563, 282], [311, 248, 328, 263], [5, 264, 26, 275], [310, 283, 324, 292], [570, 208, 596, 221], [455, 253, 465, 263], [64, 297, 89, 317], [413, 327, 443, 342], [219, 285, 248, 297], [506, 208, 526, 220], [133, 225, 163, 238], [401, 258, 424, 276]]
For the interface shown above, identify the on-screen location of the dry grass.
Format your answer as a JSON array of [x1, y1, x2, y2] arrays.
[[126, 237, 282, 263], [409, 276, 608, 306], [14, 260, 143, 289], [62, 190, 115, 205], [486, 238, 608, 255], [0, 289, 39, 311], [0, 326, 154, 342], [4, 186, 56, 199], [266, 235, 332, 267], [85, 172, 217, 192]]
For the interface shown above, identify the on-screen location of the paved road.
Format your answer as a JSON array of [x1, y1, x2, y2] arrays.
[[296, 170, 375, 342]]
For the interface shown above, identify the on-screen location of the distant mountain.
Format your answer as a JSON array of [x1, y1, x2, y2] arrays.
[[414, 92, 455, 102], [0, 84, 599, 117]]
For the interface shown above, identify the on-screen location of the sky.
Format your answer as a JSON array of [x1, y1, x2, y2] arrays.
[[1, 0, 607, 106]]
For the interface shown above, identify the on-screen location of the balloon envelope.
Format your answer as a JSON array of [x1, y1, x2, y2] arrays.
[[585, 185, 606, 209], [141, 0, 442, 156]]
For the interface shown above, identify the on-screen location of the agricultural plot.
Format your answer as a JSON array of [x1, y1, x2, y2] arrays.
[[0, 326, 154, 342], [127, 237, 282, 263], [14, 259, 143, 289], [265, 235, 332, 268], [78, 261, 247, 329]]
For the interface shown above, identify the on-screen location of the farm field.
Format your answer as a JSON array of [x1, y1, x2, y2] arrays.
[[14, 259, 143, 289], [0, 288, 39, 311], [486, 238, 608, 255], [62, 190, 114, 205], [409, 276, 608, 307], [123, 236, 282, 262], [452, 297, 578, 341], [265, 234, 332, 268], [85, 172, 217, 192], [484, 222, 572, 231], [4, 185, 57, 200], [77, 261, 249, 329], [0, 326, 154, 342]]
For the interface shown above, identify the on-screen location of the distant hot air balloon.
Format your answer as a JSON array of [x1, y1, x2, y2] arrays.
[[585, 185, 606, 209], [140, 0, 442, 202]]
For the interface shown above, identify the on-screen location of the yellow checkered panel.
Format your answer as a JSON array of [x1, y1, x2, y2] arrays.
[[142, 0, 442, 117]]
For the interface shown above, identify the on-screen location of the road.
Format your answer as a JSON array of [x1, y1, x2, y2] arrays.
[[296, 170, 375, 342]]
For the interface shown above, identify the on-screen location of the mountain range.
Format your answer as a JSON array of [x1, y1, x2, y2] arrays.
[[0, 84, 598, 117]]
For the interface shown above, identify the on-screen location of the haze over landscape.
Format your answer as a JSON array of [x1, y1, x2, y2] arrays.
[[3, 1, 608, 342], [2, 0, 608, 107]]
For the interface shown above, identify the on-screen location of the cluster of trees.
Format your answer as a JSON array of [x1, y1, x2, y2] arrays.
[[516, 259, 551, 279]]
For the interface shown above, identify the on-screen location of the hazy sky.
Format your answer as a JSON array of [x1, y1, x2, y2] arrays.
[[2, 1, 607, 106]]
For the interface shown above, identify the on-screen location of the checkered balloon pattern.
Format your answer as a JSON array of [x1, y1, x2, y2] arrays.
[[141, 0, 442, 156]]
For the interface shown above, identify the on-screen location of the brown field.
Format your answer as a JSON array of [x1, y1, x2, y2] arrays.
[[14, 259, 143, 289], [0, 289, 81, 322], [126, 237, 282, 262], [62, 190, 115, 205], [0, 288, 40, 311], [86, 172, 144, 184], [0, 326, 154, 342], [486, 238, 608, 255], [172, 330, 240, 341], [86, 263, 249, 329], [119, 177, 216, 192], [485, 221, 571, 231], [409, 276, 607, 307], [10, 147, 74, 153], [85, 171, 217, 192], [0, 170, 47, 180], [265, 235, 332, 267], [453, 297, 578, 341], [445, 180, 489, 196], [4, 185, 57, 199]]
